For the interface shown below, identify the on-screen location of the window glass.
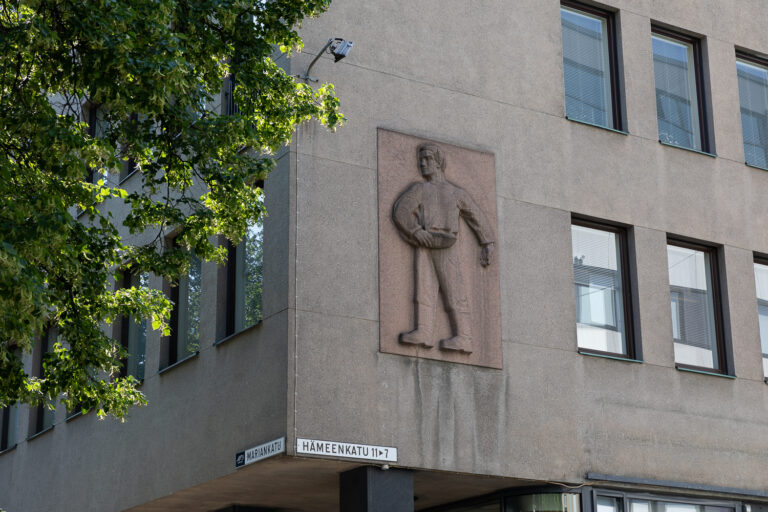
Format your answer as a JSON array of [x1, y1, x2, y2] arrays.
[[737, 58, 768, 168], [628, 498, 734, 512], [652, 34, 701, 150], [667, 244, 719, 369], [753, 261, 768, 378], [32, 328, 56, 434], [597, 497, 621, 512], [85, 103, 109, 184], [506, 493, 579, 512], [126, 272, 148, 380], [561, 5, 614, 127], [572, 224, 627, 355], [171, 253, 201, 362], [1, 404, 18, 451], [233, 219, 263, 332]]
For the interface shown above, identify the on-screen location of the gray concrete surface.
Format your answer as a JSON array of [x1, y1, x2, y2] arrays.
[[4, 1, 768, 511]]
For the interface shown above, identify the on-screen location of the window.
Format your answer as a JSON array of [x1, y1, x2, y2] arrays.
[[222, 217, 264, 338], [115, 270, 148, 380], [84, 102, 108, 184], [560, 2, 622, 129], [666, 239, 726, 372], [753, 258, 768, 379], [571, 219, 634, 357], [736, 53, 768, 168], [119, 113, 140, 182], [165, 250, 201, 367], [225, 74, 240, 116], [1, 403, 19, 452], [29, 327, 56, 436], [652, 28, 709, 152], [592, 492, 736, 512]]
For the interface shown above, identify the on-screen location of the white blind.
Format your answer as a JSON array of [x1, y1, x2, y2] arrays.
[[737, 60, 768, 168], [653, 35, 700, 150], [561, 7, 612, 127]]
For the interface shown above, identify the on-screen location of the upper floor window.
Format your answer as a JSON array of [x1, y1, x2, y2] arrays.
[[1, 403, 19, 452], [571, 219, 635, 358], [223, 218, 264, 338], [164, 250, 201, 368], [115, 270, 148, 380], [560, 2, 622, 130], [666, 239, 726, 372], [652, 28, 709, 152], [84, 102, 108, 185], [29, 327, 56, 436], [753, 258, 768, 379], [736, 53, 768, 168]]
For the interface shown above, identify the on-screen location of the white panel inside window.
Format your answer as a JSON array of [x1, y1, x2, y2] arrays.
[[667, 244, 718, 369], [572, 224, 626, 354]]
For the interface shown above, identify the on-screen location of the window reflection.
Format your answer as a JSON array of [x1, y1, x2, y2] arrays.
[[572, 224, 627, 355], [652, 34, 701, 150], [561, 6, 614, 127], [667, 244, 718, 369]]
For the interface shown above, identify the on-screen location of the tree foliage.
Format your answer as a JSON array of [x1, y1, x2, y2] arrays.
[[0, 0, 341, 418]]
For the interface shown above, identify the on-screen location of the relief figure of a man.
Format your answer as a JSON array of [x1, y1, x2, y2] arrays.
[[392, 143, 495, 354]]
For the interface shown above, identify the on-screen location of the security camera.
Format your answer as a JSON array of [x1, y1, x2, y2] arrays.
[[329, 39, 354, 62], [299, 37, 355, 82]]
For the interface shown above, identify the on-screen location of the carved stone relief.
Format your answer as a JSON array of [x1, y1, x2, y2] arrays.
[[378, 130, 502, 368]]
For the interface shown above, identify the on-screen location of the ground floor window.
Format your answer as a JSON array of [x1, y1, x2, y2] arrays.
[[427, 487, 739, 512]]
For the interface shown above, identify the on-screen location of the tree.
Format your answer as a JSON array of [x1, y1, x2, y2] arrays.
[[0, 0, 342, 419]]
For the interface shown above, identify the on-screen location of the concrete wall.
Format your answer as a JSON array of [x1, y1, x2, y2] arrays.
[[5, 0, 768, 510], [289, 0, 768, 490], [0, 154, 292, 512]]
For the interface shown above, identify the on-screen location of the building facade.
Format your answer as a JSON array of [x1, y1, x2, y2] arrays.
[[3, 0, 768, 510]]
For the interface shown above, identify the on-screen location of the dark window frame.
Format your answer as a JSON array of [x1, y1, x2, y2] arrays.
[[0, 406, 12, 451], [651, 26, 711, 153], [571, 216, 637, 360], [30, 327, 55, 436], [162, 239, 202, 370], [561, 0, 624, 131], [666, 237, 728, 374], [167, 266, 182, 367], [735, 51, 768, 168], [217, 179, 265, 342], [113, 268, 147, 381], [753, 255, 768, 378], [590, 488, 739, 512]]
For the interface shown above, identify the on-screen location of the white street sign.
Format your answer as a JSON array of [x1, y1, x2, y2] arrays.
[[236, 437, 285, 468], [296, 438, 397, 462]]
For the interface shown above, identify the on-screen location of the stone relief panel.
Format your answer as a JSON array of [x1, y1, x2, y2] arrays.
[[378, 129, 502, 368]]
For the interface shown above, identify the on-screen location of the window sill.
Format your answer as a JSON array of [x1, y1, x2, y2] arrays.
[[0, 444, 17, 456], [566, 116, 629, 135], [214, 321, 262, 347], [659, 140, 716, 158], [675, 364, 735, 379], [159, 351, 200, 375], [66, 411, 83, 422], [746, 161, 768, 172], [118, 168, 139, 185], [578, 349, 642, 363], [27, 425, 54, 441]]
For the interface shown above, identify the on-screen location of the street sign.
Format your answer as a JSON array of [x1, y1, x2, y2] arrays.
[[235, 436, 285, 468], [296, 438, 397, 462]]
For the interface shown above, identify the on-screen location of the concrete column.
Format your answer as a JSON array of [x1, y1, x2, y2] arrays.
[[339, 466, 413, 512]]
